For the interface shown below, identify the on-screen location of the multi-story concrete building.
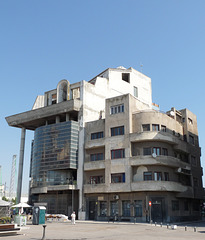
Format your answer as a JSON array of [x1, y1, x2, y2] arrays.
[[6, 66, 203, 222]]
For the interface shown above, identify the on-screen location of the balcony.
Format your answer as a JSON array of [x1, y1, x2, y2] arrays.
[[131, 181, 188, 192], [84, 183, 106, 193], [85, 138, 105, 149], [84, 160, 105, 171], [130, 155, 190, 169]]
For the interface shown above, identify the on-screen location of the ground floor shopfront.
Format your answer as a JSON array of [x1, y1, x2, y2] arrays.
[[85, 192, 202, 223]]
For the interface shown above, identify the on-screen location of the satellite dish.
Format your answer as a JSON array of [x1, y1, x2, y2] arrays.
[[152, 153, 157, 158], [170, 111, 175, 116]]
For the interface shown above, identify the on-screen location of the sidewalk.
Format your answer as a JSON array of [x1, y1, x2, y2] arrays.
[[0, 220, 204, 240]]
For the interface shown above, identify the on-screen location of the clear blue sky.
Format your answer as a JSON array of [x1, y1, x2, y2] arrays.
[[1, 0, 205, 195]]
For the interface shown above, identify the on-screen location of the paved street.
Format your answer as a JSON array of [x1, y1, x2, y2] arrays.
[[1, 221, 205, 240]]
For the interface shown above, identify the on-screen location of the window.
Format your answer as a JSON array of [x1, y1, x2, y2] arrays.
[[189, 135, 194, 145], [110, 201, 119, 216], [90, 176, 104, 184], [152, 124, 159, 131], [122, 201, 130, 217], [143, 172, 152, 181], [111, 173, 125, 183], [90, 153, 104, 161], [135, 200, 142, 217], [193, 177, 198, 187], [161, 125, 166, 132], [162, 148, 168, 156], [110, 104, 124, 115], [91, 132, 103, 140], [188, 118, 193, 125], [172, 200, 179, 211], [153, 147, 161, 156], [111, 149, 125, 159], [143, 148, 152, 156], [100, 202, 107, 216], [142, 124, 150, 131], [122, 73, 130, 83], [191, 155, 197, 166], [164, 172, 169, 181], [134, 86, 138, 98], [154, 172, 162, 181], [184, 200, 189, 211], [111, 126, 124, 136], [52, 94, 57, 104]]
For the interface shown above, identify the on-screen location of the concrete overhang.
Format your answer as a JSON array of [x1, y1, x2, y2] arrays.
[[5, 99, 82, 130]]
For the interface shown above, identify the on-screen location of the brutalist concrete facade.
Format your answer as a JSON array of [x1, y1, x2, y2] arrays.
[[6, 67, 203, 222]]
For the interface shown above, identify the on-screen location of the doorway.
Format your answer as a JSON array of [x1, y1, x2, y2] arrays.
[[151, 198, 163, 222], [89, 201, 96, 220]]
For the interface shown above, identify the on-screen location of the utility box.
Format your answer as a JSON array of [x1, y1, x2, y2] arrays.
[[32, 206, 46, 225]]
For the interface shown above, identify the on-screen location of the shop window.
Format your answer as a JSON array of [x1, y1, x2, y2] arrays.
[[134, 200, 142, 217], [142, 124, 150, 131], [110, 104, 124, 115], [110, 201, 119, 216], [111, 149, 125, 159], [152, 124, 159, 131], [100, 202, 107, 216], [172, 200, 179, 211], [111, 126, 124, 136], [111, 173, 125, 183], [122, 201, 130, 217], [91, 132, 103, 140], [143, 172, 152, 181]]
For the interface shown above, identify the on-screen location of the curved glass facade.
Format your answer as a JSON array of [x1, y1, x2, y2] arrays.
[[31, 121, 79, 187]]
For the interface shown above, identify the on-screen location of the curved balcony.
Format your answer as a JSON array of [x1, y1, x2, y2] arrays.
[[84, 160, 105, 171], [130, 155, 190, 169], [85, 138, 105, 149], [131, 181, 189, 193]]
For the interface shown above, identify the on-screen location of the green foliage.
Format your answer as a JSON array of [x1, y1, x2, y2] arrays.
[[11, 198, 16, 204], [0, 217, 11, 224], [2, 196, 9, 202]]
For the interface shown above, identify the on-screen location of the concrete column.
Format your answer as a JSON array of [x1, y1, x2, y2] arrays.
[[16, 127, 26, 204], [66, 113, 70, 121], [56, 116, 60, 123]]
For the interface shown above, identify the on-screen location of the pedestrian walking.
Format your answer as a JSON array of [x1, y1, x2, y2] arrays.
[[71, 211, 76, 225]]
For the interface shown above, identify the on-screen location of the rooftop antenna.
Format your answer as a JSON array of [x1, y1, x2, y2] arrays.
[[140, 62, 143, 72]]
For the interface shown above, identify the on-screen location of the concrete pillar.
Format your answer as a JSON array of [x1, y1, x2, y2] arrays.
[[16, 127, 26, 204], [56, 116, 60, 123], [66, 113, 70, 121]]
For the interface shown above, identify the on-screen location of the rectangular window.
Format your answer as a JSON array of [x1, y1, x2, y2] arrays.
[[172, 200, 179, 211], [110, 201, 119, 216], [143, 172, 152, 181], [110, 104, 124, 115], [191, 155, 197, 166], [111, 126, 124, 136], [161, 125, 166, 132], [122, 201, 130, 217], [111, 149, 125, 159], [189, 135, 194, 145], [153, 147, 161, 156], [162, 148, 168, 156], [164, 172, 169, 181], [90, 153, 104, 161], [52, 94, 57, 104], [100, 202, 107, 216], [91, 132, 103, 140], [111, 173, 125, 183], [134, 86, 138, 98], [154, 172, 162, 181], [143, 148, 152, 156], [122, 73, 130, 83], [134, 200, 142, 217], [152, 124, 159, 131], [90, 176, 104, 184], [142, 124, 150, 131]]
